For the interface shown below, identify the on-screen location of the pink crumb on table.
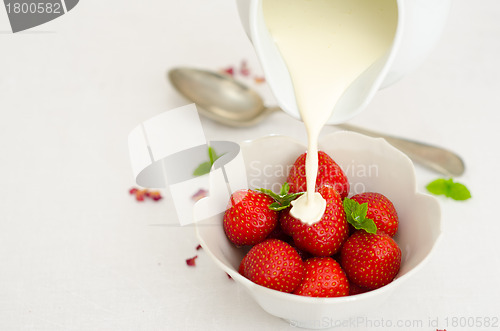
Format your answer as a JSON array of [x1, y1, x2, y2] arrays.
[[254, 76, 266, 84], [129, 187, 163, 202], [148, 191, 163, 201], [222, 67, 234, 76], [191, 189, 208, 202], [240, 60, 250, 76], [220, 61, 266, 84], [186, 255, 198, 267]]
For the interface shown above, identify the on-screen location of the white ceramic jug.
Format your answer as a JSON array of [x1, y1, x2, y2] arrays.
[[236, 0, 452, 124]]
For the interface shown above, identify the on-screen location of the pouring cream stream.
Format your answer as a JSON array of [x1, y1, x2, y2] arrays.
[[262, 0, 398, 224]]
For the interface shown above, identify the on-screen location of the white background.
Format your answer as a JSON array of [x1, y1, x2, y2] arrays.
[[1, 1, 499, 330]]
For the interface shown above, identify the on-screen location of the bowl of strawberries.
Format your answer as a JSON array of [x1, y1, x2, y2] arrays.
[[195, 131, 441, 329]]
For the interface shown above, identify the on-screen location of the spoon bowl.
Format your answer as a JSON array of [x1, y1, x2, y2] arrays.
[[169, 68, 273, 126]]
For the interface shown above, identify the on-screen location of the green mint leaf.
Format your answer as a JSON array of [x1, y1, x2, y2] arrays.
[[342, 198, 356, 215], [447, 181, 471, 200], [208, 146, 216, 165], [426, 178, 471, 201], [355, 202, 368, 221], [193, 161, 212, 176], [425, 178, 449, 195], [358, 218, 378, 234], [343, 198, 377, 234], [193, 146, 224, 177]]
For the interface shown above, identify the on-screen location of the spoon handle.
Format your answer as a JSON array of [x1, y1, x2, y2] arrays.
[[267, 107, 465, 176], [336, 123, 465, 177]]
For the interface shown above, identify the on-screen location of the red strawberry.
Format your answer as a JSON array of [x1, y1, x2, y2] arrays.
[[287, 151, 349, 199], [293, 257, 349, 297], [349, 192, 398, 237], [289, 241, 312, 261], [348, 282, 371, 296], [279, 207, 300, 237], [340, 231, 401, 290], [288, 185, 349, 257], [265, 220, 293, 243], [238, 254, 247, 275], [223, 189, 278, 246], [241, 239, 305, 293]]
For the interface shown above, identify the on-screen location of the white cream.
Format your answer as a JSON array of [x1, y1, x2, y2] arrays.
[[263, 0, 397, 225]]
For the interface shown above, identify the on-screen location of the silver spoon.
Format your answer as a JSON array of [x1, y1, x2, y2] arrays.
[[168, 67, 465, 177]]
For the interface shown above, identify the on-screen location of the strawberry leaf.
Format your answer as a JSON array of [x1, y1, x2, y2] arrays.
[[343, 198, 377, 234], [426, 178, 471, 201], [269, 202, 284, 210], [257, 182, 304, 211]]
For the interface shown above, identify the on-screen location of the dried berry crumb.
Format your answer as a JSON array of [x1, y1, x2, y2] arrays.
[[129, 187, 163, 202], [195, 244, 202, 251], [135, 190, 147, 201], [186, 255, 198, 267], [254, 76, 266, 84], [222, 67, 234, 76], [240, 60, 250, 76], [149, 191, 163, 201], [221, 61, 267, 85], [191, 188, 208, 202], [226, 273, 233, 280]]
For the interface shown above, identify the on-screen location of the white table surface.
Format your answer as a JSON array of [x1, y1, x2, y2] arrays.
[[1, 1, 499, 330]]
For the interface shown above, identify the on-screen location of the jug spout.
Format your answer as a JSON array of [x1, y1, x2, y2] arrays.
[[249, 0, 402, 124], [333, 51, 396, 123]]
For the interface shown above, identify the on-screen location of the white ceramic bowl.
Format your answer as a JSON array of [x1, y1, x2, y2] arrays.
[[195, 131, 441, 329]]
